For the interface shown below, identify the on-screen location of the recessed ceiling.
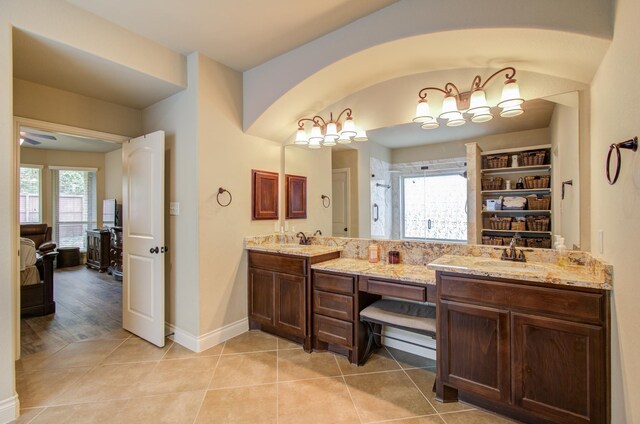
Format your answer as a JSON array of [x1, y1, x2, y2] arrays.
[[368, 99, 555, 149], [20, 127, 121, 153], [13, 29, 185, 109], [65, 0, 397, 71]]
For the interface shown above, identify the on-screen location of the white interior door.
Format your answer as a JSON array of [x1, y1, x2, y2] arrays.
[[332, 169, 349, 237], [122, 131, 165, 347]]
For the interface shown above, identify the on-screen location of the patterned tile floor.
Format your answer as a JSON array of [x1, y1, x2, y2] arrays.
[[13, 330, 519, 423]]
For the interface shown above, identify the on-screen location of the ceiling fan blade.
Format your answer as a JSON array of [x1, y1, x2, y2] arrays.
[[20, 131, 57, 140], [23, 137, 42, 146]]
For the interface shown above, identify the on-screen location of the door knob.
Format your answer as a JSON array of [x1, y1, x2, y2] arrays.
[[344, 227, 348, 232], [161, 246, 169, 253], [150, 246, 159, 254]]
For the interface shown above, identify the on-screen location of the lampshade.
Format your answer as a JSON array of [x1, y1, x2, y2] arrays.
[[468, 90, 490, 114], [323, 135, 337, 146], [498, 81, 524, 108], [500, 104, 524, 118], [353, 130, 368, 141], [309, 125, 324, 143], [19, 137, 24, 146], [340, 117, 357, 137], [294, 128, 308, 145], [308, 137, 322, 149], [471, 111, 493, 123], [337, 132, 352, 144], [420, 118, 439, 129], [446, 111, 466, 127], [439, 95, 460, 120], [325, 122, 339, 138], [413, 99, 433, 123]]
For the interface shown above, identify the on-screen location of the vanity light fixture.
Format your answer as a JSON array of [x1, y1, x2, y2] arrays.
[[295, 108, 368, 148], [413, 67, 524, 129]]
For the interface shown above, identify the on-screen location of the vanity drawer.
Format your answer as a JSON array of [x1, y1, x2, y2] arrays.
[[362, 278, 427, 302], [313, 271, 354, 295], [439, 274, 605, 324], [314, 314, 353, 348], [314, 290, 353, 321], [248, 251, 306, 276]]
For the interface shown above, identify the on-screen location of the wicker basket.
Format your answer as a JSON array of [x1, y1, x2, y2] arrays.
[[486, 154, 509, 169], [526, 216, 550, 231], [490, 217, 512, 230], [526, 238, 552, 249], [503, 237, 526, 247], [511, 220, 526, 231], [481, 177, 503, 191], [524, 175, 550, 189], [482, 236, 503, 246], [520, 150, 546, 166], [527, 195, 551, 210]]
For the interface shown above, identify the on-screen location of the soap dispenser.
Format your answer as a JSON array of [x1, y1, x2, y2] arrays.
[[556, 237, 568, 266]]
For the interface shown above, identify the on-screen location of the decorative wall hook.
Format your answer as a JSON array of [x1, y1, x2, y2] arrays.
[[216, 187, 232, 207], [321, 195, 331, 208], [606, 136, 638, 185]]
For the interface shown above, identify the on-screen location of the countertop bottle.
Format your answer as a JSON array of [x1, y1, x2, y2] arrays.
[[556, 237, 569, 266], [368, 244, 380, 263]]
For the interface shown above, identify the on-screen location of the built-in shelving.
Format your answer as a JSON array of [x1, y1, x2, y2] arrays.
[[482, 229, 552, 235], [481, 188, 551, 196], [482, 210, 552, 214], [480, 164, 551, 175]]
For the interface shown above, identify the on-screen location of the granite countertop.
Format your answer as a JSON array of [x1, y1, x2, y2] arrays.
[[427, 255, 611, 290], [246, 243, 343, 258], [311, 258, 436, 285]]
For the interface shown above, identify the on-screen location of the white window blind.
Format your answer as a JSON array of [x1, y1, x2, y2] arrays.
[[52, 168, 97, 251], [19, 166, 42, 224]]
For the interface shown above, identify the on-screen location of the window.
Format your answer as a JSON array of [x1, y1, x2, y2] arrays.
[[19, 166, 42, 223], [52, 168, 97, 251], [402, 173, 467, 242]]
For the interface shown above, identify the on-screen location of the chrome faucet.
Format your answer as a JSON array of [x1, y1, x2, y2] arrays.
[[296, 232, 310, 245], [501, 234, 526, 262]]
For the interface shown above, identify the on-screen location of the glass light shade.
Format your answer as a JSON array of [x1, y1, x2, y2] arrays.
[[471, 111, 493, 123], [420, 118, 439, 129], [294, 128, 308, 145], [353, 130, 368, 142], [413, 100, 433, 123], [308, 125, 324, 143], [467, 90, 490, 114], [446, 112, 466, 127], [19, 137, 24, 146], [498, 81, 524, 108], [323, 135, 337, 146], [337, 132, 352, 144], [325, 122, 339, 138], [340, 117, 357, 137], [308, 138, 322, 149], [500, 104, 524, 117], [439, 95, 460, 120]]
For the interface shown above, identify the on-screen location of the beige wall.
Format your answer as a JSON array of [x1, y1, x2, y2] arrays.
[[20, 147, 106, 230], [14, 79, 142, 137], [332, 149, 359, 237], [104, 149, 122, 202], [196, 54, 282, 335], [590, 0, 640, 420]]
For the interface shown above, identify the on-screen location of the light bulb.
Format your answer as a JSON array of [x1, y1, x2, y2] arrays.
[[413, 100, 433, 123], [498, 80, 524, 108], [294, 128, 308, 145]]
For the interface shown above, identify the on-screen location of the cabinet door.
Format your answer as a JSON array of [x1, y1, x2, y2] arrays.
[[248, 267, 275, 326], [275, 272, 306, 337], [440, 300, 510, 402], [512, 313, 605, 424]]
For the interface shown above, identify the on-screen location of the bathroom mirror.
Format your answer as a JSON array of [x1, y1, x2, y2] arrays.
[[284, 90, 583, 250]]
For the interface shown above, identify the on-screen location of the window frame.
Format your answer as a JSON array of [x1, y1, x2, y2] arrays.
[[400, 171, 468, 243], [19, 164, 43, 224]]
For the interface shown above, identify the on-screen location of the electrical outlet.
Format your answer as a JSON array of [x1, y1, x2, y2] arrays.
[[598, 230, 604, 254], [169, 202, 180, 216]]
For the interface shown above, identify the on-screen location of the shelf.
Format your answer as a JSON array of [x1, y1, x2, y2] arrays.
[[482, 188, 551, 196], [481, 164, 551, 175], [482, 210, 551, 214], [481, 144, 552, 156], [482, 229, 552, 235]]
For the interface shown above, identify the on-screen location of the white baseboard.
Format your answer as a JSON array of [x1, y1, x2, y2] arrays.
[[165, 318, 248, 353], [382, 327, 437, 361], [0, 394, 18, 424]]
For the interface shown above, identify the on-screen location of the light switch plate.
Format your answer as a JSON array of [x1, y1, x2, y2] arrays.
[[170, 202, 180, 216]]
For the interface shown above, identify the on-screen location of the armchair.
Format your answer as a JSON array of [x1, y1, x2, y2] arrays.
[[20, 237, 58, 316], [20, 224, 57, 253]]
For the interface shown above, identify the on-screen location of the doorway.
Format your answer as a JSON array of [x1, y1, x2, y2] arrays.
[[14, 117, 128, 359], [332, 168, 350, 237]]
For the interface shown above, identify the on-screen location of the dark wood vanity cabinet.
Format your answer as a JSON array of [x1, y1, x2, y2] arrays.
[[436, 272, 610, 424], [248, 250, 340, 349]]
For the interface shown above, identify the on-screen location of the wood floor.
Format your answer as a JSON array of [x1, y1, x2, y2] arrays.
[[21, 265, 123, 357]]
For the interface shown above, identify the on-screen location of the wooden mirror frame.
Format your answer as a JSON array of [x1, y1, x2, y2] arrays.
[[285, 174, 307, 219], [252, 169, 279, 220]]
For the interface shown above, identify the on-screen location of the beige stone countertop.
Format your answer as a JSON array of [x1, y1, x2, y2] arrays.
[[311, 258, 436, 285], [427, 255, 611, 290], [246, 243, 343, 257]]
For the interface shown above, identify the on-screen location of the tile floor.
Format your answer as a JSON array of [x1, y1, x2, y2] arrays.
[[13, 330, 519, 423]]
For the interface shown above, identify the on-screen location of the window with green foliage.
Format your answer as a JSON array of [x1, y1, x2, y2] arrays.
[[19, 166, 41, 224], [52, 168, 97, 251]]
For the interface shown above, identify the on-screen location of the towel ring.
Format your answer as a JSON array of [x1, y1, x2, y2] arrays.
[[321, 195, 331, 208], [217, 187, 232, 207], [606, 136, 638, 185]]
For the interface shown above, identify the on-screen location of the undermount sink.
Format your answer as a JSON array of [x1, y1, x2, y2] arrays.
[[474, 260, 548, 273]]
